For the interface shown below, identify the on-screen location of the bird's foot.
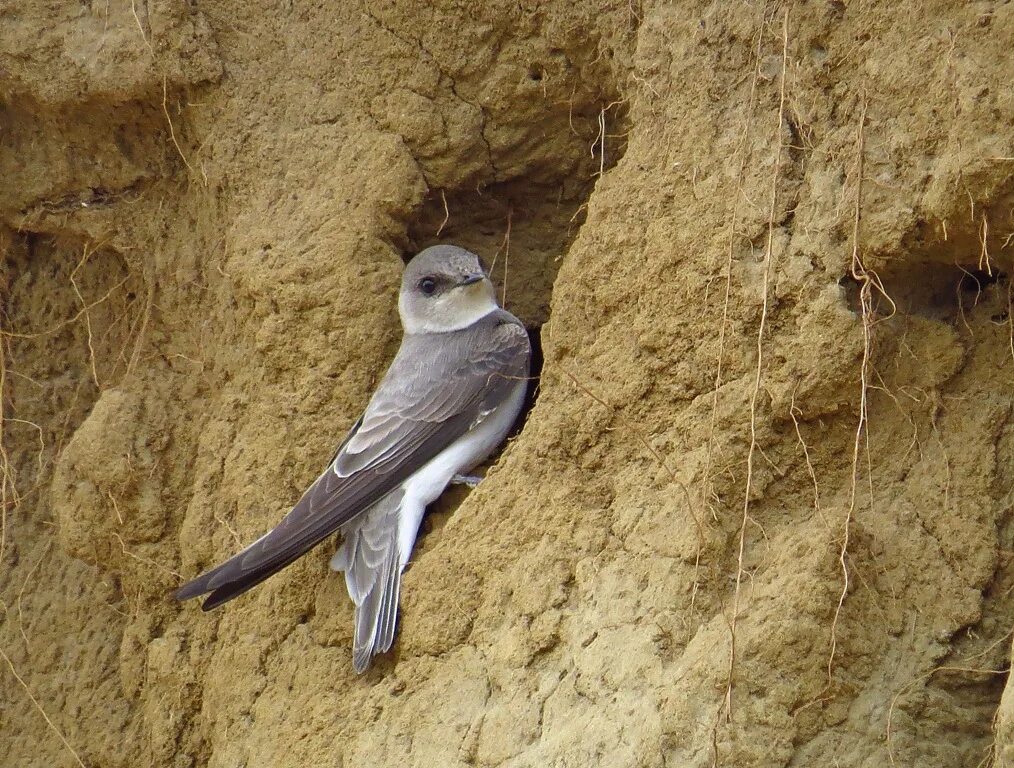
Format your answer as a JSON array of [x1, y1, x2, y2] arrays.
[[451, 473, 483, 488]]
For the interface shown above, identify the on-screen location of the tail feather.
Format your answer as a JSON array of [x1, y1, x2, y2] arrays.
[[374, 551, 402, 655], [335, 492, 404, 673], [352, 567, 389, 673]]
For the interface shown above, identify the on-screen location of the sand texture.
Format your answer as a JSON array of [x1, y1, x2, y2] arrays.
[[2, 1, 1013, 766]]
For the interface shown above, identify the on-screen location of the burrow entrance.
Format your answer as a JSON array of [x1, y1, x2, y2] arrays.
[[404, 98, 630, 544]]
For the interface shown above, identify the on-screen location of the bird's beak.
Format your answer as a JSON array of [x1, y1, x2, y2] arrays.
[[459, 274, 485, 286]]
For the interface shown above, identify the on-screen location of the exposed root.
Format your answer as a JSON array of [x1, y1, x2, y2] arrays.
[[7, 418, 45, 478], [435, 189, 450, 238], [955, 261, 981, 336], [887, 650, 1011, 767], [0, 303, 12, 563], [486, 208, 513, 308], [214, 504, 242, 550], [162, 75, 198, 179], [16, 540, 52, 651], [0, 645, 87, 768], [789, 387, 829, 529], [567, 201, 589, 226], [112, 287, 145, 376], [126, 280, 155, 379], [702, 15, 766, 524], [1007, 280, 1013, 365], [2, 276, 130, 341], [130, 0, 153, 54], [591, 100, 626, 179], [596, 106, 607, 178], [725, 7, 789, 722], [70, 243, 101, 387], [827, 89, 885, 688], [978, 213, 992, 277], [928, 403, 952, 516], [502, 209, 512, 308], [112, 532, 182, 580], [108, 491, 125, 525]]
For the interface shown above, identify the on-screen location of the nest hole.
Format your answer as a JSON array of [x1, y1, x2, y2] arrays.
[[839, 262, 1010, 325]]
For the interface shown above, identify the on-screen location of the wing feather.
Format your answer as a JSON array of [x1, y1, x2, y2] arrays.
[[174, 311, 529, 609]]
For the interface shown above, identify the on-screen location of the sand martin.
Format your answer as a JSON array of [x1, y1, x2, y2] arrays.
[[175, 245, 531, 672]]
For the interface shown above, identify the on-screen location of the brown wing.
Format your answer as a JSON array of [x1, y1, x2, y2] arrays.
[[174, 311, 529, 610]]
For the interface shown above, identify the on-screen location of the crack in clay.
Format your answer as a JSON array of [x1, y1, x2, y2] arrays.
[[363, 9, 499, 183]]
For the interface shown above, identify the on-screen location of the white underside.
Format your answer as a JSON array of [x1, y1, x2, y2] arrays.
[[395, 379, 526, 564], [330, 378, 527, 571]]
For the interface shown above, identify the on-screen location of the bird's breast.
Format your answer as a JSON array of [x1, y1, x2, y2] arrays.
[[402, 380, 527, 508]]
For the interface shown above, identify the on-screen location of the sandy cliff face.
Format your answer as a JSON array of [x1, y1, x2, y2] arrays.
[[2, 1, 1013, 766]]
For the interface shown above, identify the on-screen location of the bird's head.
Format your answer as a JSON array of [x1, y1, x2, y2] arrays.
[[399, 245, 498, 334]]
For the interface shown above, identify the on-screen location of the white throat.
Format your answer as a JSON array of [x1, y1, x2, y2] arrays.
[[399, 282, 499, 334]]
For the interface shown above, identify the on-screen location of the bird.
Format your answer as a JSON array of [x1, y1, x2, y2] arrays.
[[174, 244, 531, 673]]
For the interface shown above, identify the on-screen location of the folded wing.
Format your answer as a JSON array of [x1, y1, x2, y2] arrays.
[[174, 312, 529, 610]]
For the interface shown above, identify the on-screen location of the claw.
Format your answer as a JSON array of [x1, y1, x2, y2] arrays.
[[451, 473, 483, 488]]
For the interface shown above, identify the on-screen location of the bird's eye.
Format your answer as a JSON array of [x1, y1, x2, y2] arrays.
[[419, 277, 437, 296]]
